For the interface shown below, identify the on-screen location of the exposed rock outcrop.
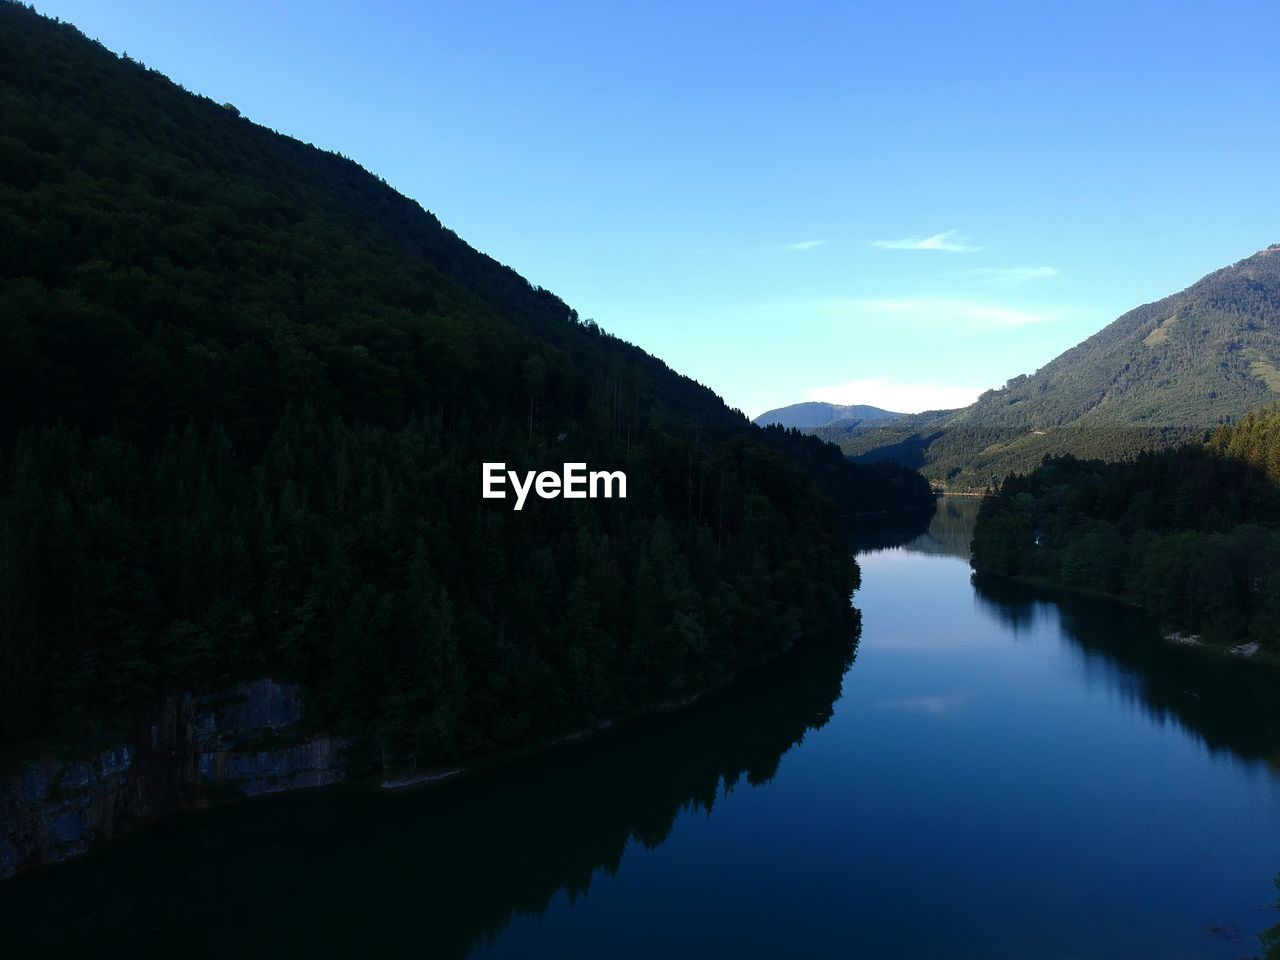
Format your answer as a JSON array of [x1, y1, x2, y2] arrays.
[[0, 680, 348, 880]]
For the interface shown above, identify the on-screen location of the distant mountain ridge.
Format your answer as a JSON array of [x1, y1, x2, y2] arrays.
[[754, 401, 902, 431], [826, 245, 1280, 489]]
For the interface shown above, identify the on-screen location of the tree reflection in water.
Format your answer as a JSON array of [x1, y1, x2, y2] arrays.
[[0, 618, 859, 958], [971, 572, 1280, 764], [851, 498, 977, 560]]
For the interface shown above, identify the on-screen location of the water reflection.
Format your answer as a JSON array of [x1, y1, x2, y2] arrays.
[[0, 623, 858, 957], [972, 573, 1280, 763], [851, 498, 978, 559], [860, 497, 1280, 765]]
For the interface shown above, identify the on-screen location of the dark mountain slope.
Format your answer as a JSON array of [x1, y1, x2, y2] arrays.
[[0, 3, 902, 768], [0, 3, 924, 515], [830, 247, 1280, 489]]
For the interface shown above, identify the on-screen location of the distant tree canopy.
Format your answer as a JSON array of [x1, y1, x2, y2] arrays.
[[0, 4, 916, 760], [1207, 403, 1280, 485], [970, 405, 1280, 648]]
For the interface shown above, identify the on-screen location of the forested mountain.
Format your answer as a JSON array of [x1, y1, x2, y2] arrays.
[[827, 247, 1280, 489], [0, 4, 923, 766], [971, 405, 1280, 648], [753, 401, 900, 431]]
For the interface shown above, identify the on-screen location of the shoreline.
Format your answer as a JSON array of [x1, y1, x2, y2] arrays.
[[972, 569, 1277, 666], [1, 621, 850, 880], [377, 632, 814, 792]]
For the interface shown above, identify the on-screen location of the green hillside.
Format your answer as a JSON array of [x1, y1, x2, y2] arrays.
[[826, 247, 1280, 489], [0, 5, 915, 763]]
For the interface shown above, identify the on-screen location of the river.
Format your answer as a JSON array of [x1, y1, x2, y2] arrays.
[[3, 498, 1279, 957]]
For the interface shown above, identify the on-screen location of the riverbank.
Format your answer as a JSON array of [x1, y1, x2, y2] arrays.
[[0, 619, 853, 880], [379, 624, 835, 791], [0, 680, 354, 881], [973, 570, 1280, 667]]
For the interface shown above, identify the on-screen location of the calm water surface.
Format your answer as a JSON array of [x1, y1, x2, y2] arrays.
[[4, 499, 1280, 957]]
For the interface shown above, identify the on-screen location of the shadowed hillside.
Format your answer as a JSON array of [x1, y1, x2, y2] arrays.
[[0, 4, 881, 776]]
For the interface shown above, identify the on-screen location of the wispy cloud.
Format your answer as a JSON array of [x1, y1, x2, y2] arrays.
[[784, 239, 826, 251], [969, 265, 1059, 285], [805, 378, 983, 414], [778, 296, 1049, 331], [872, 230, 979, 253]]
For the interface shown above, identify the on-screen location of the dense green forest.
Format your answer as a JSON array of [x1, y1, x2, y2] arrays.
[[970, 405, 1280, 648], [825, 246, 1280, 489], [0, 4, 926, 764]]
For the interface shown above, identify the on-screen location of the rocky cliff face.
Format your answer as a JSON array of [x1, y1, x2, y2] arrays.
[[0, 680, 349, 880]]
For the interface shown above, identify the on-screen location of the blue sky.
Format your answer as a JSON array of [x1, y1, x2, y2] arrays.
[[35, 0, 1280, 416]]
